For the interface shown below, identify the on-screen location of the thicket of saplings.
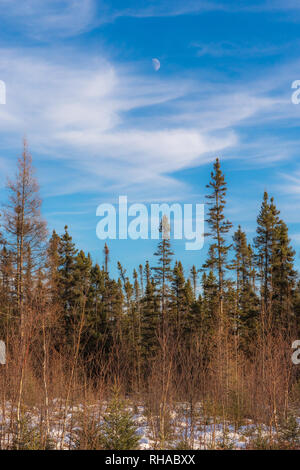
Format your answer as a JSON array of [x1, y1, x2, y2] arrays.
[[0, 142, 299, 449]]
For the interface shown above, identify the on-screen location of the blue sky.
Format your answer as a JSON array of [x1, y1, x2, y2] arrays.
[[0, 0, 300, 278]]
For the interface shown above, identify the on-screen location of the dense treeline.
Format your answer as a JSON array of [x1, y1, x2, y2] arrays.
[[0, 141, 300, 449]]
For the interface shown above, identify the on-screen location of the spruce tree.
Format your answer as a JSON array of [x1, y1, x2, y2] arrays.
[[272, 221, 296, 330], [57, 226, 78, 338], [152, 216, 174, 330], [201, 270, 218, 334], [182, 278, 199, 339], [83, 262, 106, 362], [101, 388, 140, 450], [171, 261, 186, 332], [47, 230, 60, 299], [254, 192, 280, 327], [73, 250, 92, 302], [204, 158, 232, 327], [231, 226, 259, 350], [0, 244, 13, 331], [132, 268, 142, 389], [141, 261, 159, 362], [190, 265, 198, 300], [118, 261, 140, 385], [58, 226, 77, 305]]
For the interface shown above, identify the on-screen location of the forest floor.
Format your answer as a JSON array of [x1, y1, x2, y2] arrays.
[[1, 399, 299, 449]]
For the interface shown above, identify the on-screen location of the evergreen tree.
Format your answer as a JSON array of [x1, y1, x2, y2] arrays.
[[83, 262, 106, 361], [204, 158, 232, 326], [101, 388, 140, 450], [104, 277, 124, 346], [58, 226, 78, 311], [139, 264, 144, 296], [141, 262, 159, 362], [132, 268, 142, 389], [171, 261, 186, 331], [118, 261, 140, 383], [170, 261, 196, 337], [57, 226, 78, 342], [152, 216, 174, 330], [182, 278, 199, 339], [201, 271, 218, 335], [47, 230, 60, 298], [103, 242, 109, 274], [73, 250, 92, 302], [190, 265, 198, 300], [0, 244, 14, 331], [254, 192, 280, 327], [231, 226, 259, 350], [272, 221, 297, 330]]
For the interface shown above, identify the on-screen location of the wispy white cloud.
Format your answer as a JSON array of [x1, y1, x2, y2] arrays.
[[113, 0, 300, 20], [116, 0, 223, 18], [277, 169, 300, 198], [1, 0, 300, 42], [0, 0, 218, 40], [244, 0, 300, 12], [0, 46, 297, 200], [290, 233, 300, 245], [0, 46, 294, 197], [0, 0, 98, 39], [0, 48, 237, 198], [192, 40, 293, 58]]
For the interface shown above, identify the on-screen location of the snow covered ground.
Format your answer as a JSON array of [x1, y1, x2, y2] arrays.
[[0, 400, 299, 450]]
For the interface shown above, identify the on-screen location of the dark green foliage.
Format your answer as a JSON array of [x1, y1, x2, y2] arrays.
[[101, 388, 140, 450], [277, 413, 300, 449], [254, 193, 280, 320], [231, 226, 259, 350], [152, 216, 174, 325], [141, 262, 159, 361], [12, 415, 54, 450], [170, 261, 187, 332], [272, 221, 297, 330], [58, 225, 78, 312], [204, 158, 232, 326], [255, 193, 297, 330]]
